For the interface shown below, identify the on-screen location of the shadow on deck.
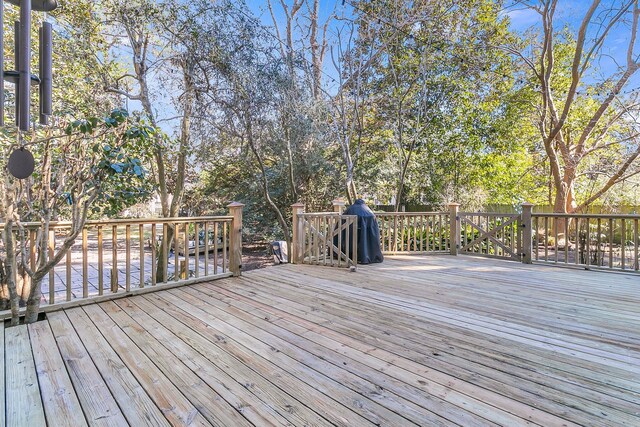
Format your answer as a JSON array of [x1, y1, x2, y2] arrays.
[[2, 255, 639, 426]]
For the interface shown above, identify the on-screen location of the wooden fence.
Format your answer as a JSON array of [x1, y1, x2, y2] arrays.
[[0, 203, 244, 319], [296, 201, 640, 274]]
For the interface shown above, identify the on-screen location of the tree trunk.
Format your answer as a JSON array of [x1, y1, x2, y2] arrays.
[[2, 223, 20, 325], [23, 276, 44, 324]]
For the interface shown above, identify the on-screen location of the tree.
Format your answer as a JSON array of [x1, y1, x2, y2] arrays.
[[343, 0, 520, 209], [0, 110, 154, 324], [508, 0, 640, 213]]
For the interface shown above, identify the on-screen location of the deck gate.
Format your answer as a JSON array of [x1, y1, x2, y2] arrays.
[[293, 213, 358, 267]]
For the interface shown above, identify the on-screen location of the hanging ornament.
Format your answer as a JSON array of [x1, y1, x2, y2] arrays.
[[8, 146, 35, 179]]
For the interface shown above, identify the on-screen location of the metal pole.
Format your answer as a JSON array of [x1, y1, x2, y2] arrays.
[[39, 22, 52, 124], [18, 0, 32, 131]]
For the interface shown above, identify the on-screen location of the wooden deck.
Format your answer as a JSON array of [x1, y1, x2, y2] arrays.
[[1, 255, 639, 426]]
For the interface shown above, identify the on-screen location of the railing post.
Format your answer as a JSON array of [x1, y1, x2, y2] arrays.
[[332, 198, 346, 214], [448, 203, 460, 256], [291, 202, 305, 264], [227, 202, 244, 276], [521, 202, 534, 264]]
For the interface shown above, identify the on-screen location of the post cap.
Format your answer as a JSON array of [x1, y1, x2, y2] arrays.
[[227, 201, 245, 208], [332, 198, 346, 206], [447, 202, 461, 207], [521, 202, 535, 207], [291, 202, 305, 208]]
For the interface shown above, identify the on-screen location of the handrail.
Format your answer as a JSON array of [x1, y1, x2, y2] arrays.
[[0, 211, 244, 319], [0, 215, 234, 229], [533, 213, 640, 219]]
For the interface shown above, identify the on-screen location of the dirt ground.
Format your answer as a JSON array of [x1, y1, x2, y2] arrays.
[[241, 241, 276, 271]]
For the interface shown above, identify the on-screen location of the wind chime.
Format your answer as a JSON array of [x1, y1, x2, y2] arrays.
[[2, 0, 57, 179]]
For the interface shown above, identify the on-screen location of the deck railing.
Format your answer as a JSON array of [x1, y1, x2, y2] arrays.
[[376, 212, 450, 254], [532, 213, 640, 272], [295, 200, 640, 274], [0, 203, 244, 318], [291, 205, 358, 267]]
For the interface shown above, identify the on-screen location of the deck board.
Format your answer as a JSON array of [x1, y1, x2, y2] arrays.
[[47, 311, 129, 426], [2, 255, 640, 426], [28, 320, 87, 426], [5, 325, 45, 427]]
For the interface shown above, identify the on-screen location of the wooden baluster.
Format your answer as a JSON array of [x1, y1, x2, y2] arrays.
[[426, 215, 431, 252], [111, 225, 118, 293], [388, 216, 392, 253], [98, 226, 103, 295], [329, 216, 334, 266], [544, 216, 549, 262], [345, 215, 351, 263], [609, 218, 614, 268], [416, 215, 421, 252], [81, 228, 88, 298], [563, 216, 568, 264], [554, 217, 559, 263], [575, 218, 580, 266], [338, 216, 343, 267], [533, 217, 538, 261], [585, 217, 591, 267], [400, 215, 404, 251], [352, 216, 358, 266], [65, 245, 71, 302], [214, 222, 219, 275], [174, 223, 180, 281], [323, 216, 328, 265], [183, 221, 189, 279], [139, 224, 144, 289], [379, 216, 385, 253], [486, 215, 490, 255], [125, 224, 131, 292], [162, 223, 168, 282], [420, 215, 425, 253], [151, 223, 158, 285], [48, 230, 55, 304], [194, 222, 200, 278], [438, 214, 442, 252], [222, 221, 227, 273], [393, 215, 398, 254], [511, 217, 516, 258], [621, 219, 626, 270], [204, 222, 209, 276], [316, 216, 321, 264], [597, 218, 602, 267], [635, 218, 639, 271]]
